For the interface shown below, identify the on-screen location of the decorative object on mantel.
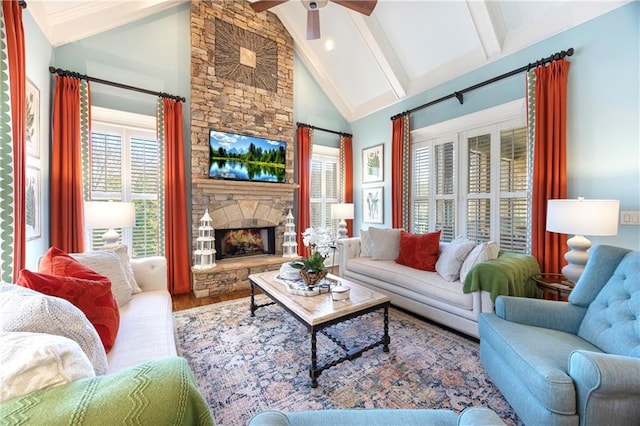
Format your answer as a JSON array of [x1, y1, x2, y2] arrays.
[[193, 209, 216, 270], [282, 209, 298, 257], [546, 197, 619, 283], [331, 203, 354, 239], [289, 227, 334, 287]]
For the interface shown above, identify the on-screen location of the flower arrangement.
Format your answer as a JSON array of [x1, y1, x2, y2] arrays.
[[290, 227, 335, 286]]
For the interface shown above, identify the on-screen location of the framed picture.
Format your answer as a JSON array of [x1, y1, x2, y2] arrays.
[[26, 78, 40, 159], [26, 166, 41, 241], [362, 186, 384, 224], [362, 144, 383, 183]]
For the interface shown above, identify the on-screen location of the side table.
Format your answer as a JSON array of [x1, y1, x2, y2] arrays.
[[531, 273, 574, 300]]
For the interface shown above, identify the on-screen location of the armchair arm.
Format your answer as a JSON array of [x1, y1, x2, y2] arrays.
[[495, 296, 587, 334], [569, 350, 640, 425], [336, 238, 361, 278], [130, 256, 168, 292]]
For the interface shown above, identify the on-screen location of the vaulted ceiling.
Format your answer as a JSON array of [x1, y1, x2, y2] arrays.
[[29, 0, 629, 122]]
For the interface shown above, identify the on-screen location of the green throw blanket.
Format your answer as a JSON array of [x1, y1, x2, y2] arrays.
[[0, 357, 214, 426], [463, 251, 542, 302]]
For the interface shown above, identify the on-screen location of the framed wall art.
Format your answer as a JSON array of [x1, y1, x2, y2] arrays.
[[26, 166, 41, 241], [26, 78, 40, 159], [362, 186, 383, 224], [362, 144, 383, 183]]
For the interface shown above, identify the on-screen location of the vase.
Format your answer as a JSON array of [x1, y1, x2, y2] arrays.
[[300, 269, 328, 287]]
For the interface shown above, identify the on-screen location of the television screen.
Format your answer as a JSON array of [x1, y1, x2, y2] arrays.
[[208, 130, 286, 183]]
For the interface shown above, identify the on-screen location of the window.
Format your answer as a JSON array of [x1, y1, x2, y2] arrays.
[[87, 107, 161, 257], [310, 145, 340, 234], [410, 100, 530, 252]]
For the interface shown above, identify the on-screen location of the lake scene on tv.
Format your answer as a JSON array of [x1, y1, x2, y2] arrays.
[[209, 130, 286, 183]]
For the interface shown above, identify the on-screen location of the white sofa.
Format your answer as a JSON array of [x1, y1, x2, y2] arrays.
[[108, 256, 176, 373], [337, 237, 539, 338]]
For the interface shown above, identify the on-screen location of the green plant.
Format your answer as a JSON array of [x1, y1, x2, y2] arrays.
[[290, 251, 326, 272]]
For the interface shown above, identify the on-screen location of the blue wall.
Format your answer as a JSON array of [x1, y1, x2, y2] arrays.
[[350, 2, 639, 250]]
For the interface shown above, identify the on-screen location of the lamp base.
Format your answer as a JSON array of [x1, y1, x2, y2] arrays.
[[337, 220, 348, 239], [102, 228, 121, 249], [562, 234, 591, 284]]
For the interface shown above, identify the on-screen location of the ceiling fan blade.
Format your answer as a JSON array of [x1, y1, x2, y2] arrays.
[[249, 0, 288, 13], [306, 9, 320, 40], [330, 0, 377, 16]]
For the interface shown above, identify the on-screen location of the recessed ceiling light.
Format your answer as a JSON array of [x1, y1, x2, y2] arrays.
[[324, 39, 334, 52]]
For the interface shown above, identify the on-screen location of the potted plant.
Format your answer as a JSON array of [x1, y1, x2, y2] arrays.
[[290, 227, 334, 287]]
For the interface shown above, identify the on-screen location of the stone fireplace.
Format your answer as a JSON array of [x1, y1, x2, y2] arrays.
[[189, 1, 296, 297]]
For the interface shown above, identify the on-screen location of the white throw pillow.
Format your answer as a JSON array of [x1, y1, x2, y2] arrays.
[[70, 250, 133, 306], [368, 227, 402, 260], [459, 241, 500, 284], [360, 229, 372, 257], [0, 332, 95, 402], [0, 285, 108, 375], [435, 236, 476, 281], [109, 245, 141, 294]]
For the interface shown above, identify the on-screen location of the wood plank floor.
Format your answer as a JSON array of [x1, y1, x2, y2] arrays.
[[171, 289, 253, 311]]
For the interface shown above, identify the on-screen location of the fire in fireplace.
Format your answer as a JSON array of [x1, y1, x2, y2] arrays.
[[215, 227, 275, 260]]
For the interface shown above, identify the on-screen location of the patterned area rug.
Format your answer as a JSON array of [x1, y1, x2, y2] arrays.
[[174, 296, 520, 426]]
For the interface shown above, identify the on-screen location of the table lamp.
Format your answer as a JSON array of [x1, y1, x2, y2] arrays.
[[546, 197, 619, 283], [332, 203, 354, 239], [84, 201, 135, 249]]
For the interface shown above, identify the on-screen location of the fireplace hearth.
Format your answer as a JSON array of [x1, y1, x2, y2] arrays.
[[215, 227, 276, 260]]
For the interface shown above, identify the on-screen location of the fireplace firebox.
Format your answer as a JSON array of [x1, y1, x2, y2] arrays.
[[215, 227, 276, 260]]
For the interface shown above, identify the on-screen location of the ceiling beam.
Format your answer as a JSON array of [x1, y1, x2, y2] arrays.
[[348, 13, 407, 100], [465, 0, 505, 60]]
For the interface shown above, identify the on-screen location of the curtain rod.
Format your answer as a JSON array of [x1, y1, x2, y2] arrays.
[[19, 1, 27, 8], [296, 122, 352, 138], [390, 47, 574, 121], [48, 66, 186, 103]]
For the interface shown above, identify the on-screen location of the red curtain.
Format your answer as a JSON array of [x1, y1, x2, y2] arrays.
[[4, 0, 25, 279], [391, 115, 409, 229], [163, 99, 191, 295], [296, 126, 311, 253], [531, 60, 570, 274], [51, 76, 85, 253], [342, 135, 354, 236]]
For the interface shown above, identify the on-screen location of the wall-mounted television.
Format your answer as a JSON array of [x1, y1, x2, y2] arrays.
[[208, 130, 286, 183]]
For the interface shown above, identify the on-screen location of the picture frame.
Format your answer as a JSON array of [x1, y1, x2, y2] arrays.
[[26, 166, 41, 241], [362, 144, 383, 183], [26, 78, 40, 159], [362, 186, 384, 224]]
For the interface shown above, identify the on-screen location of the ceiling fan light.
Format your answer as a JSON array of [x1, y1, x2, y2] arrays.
[[324, 39, 335, 51]]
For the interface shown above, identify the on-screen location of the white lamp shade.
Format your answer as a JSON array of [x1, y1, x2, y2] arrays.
[[331, 203, 354, 220], [84, 201, 135, 229], [546, 199, 619, 236]]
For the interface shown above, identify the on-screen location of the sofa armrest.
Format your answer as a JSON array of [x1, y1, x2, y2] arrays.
[[130, 256, 168, 292], [458, 407, 506, 426], [336, 237, 361, 278], [569, 350, 640, 424], [495, 296, 587, 334]]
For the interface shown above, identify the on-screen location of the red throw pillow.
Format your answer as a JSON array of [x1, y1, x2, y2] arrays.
[[395, 230, 441, 272], [18, 268, 120, 353], [39, 247, 107, 283]]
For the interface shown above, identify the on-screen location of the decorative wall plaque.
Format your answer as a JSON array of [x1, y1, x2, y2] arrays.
[[215, 19, 278, 92]]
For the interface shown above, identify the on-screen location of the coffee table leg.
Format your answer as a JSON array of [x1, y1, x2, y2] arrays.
[[250, 281, 256, 317], [310, 330, 319, 388], [383, 305, 390, 352]]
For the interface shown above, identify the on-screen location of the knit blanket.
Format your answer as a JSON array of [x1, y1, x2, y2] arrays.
[[0, 357, 214, 426], [464, 251, 542, 302]]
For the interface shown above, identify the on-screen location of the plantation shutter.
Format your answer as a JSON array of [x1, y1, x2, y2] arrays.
[[499, 127, 528, 251], [412, 144, 430, 233], [130, 135, 160, 257], [466, 133, 491, 242], [310, 158, 323, 229], [434, 141, 455, 242], [310, 146, 340, 233]]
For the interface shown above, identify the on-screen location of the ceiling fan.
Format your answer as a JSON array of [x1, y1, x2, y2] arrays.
[[250, 0, 377, 40]]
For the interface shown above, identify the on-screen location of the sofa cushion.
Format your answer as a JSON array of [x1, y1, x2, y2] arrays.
[[577, 251, 640, 357], [368, 227, 402, 260], [16, 269, 120, 353], [435, 236, 475, 281], [0, 284, 108, 375], [459, 241, 499, 284], [479, 313, 602, 414], [0, 332, 95, 402], [360, 229, 372, 257], [395, 230, 440, 271]]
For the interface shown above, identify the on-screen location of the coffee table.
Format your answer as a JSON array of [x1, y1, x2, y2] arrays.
[[249, 270, 391, 388]]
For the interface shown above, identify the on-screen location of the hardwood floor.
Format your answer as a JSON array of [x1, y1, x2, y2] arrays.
[[171, 289, 253, 311]]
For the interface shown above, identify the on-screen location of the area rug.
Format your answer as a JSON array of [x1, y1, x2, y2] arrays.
[[174, 296, 521, 426]]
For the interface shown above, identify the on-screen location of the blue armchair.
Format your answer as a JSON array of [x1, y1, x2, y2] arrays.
[[479, 245, 640, 426]]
